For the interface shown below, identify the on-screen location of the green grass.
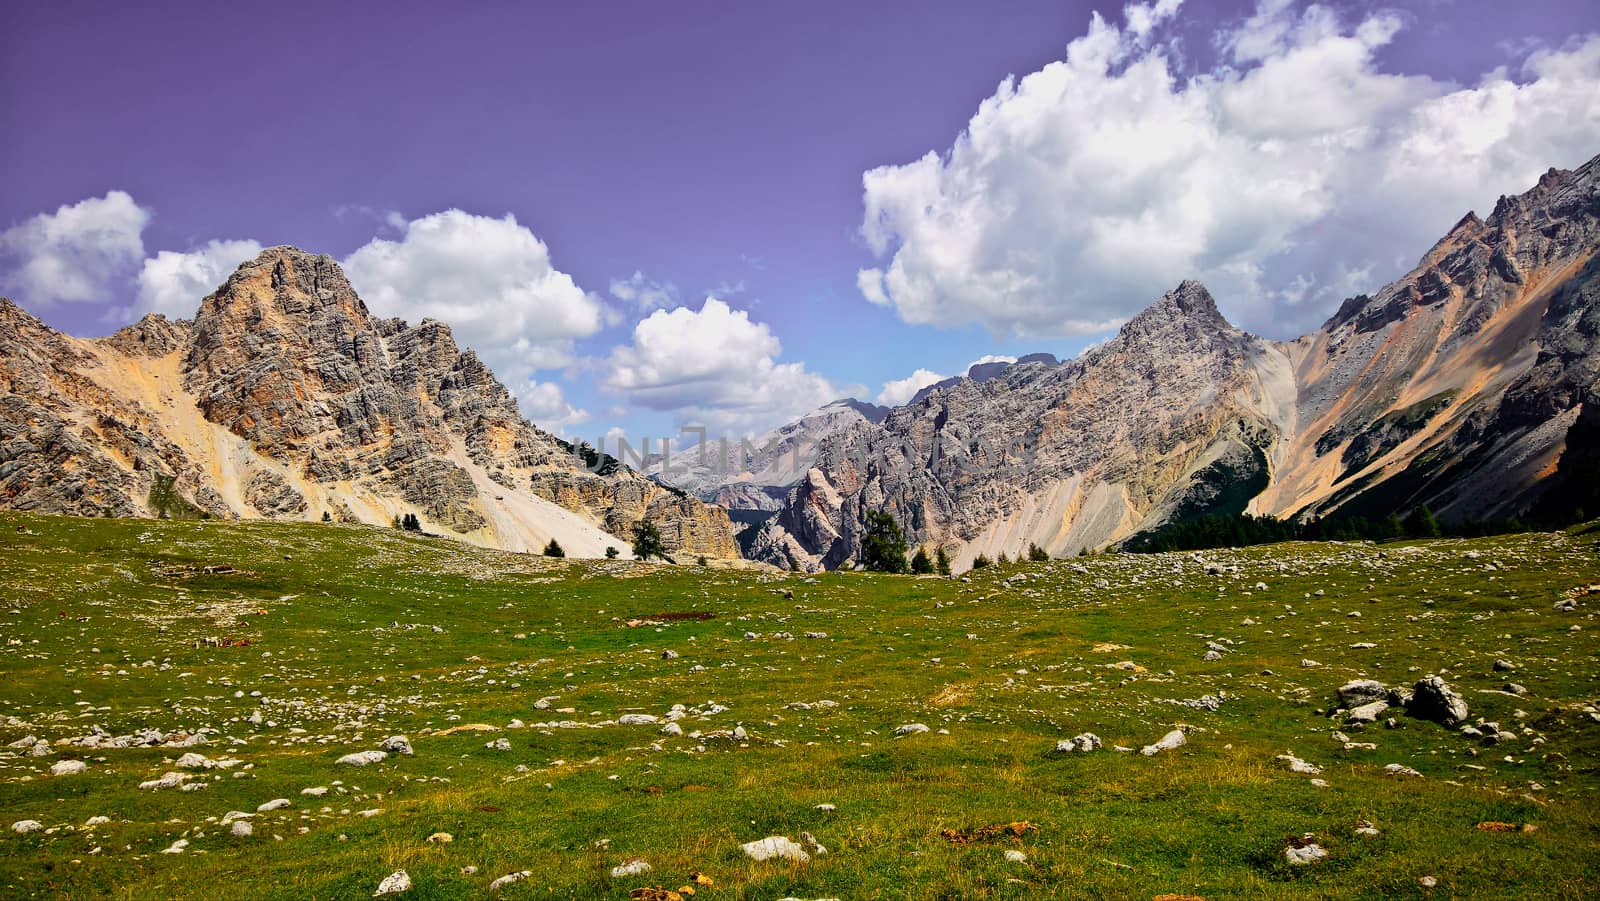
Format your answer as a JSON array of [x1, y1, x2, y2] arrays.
[[1, 512, 1597, 899]]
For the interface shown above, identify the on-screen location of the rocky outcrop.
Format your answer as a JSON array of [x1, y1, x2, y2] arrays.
[[752, 154, 1600, 570], [0, 247, 737, 558], [750, 281, 1286, 570]]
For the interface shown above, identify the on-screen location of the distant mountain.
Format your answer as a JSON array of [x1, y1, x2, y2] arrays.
[[751, 153, 1600, 570], [0, 247, 738, 559], [647, 398, 890, 513]]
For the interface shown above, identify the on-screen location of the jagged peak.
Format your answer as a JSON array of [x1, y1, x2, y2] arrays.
[[102, 311, 191, 357], [1117, 280, 1235, 343]]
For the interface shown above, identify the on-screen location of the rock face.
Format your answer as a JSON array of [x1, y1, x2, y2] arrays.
[[0, 247, 736, 559], [751, 154, 1600, 570]]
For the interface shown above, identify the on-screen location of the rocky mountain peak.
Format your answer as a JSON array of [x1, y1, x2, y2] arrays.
[[1113, 280, 1237, 351], [102, 313, 190, 357]]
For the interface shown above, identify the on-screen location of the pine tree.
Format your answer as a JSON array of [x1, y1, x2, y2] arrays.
[[632, 520, 668, 562], [543, 538, 565, 557], [861, 510, 910, 573], [971, 554, 992, 570], [604, 546, 620, 559], [910, 546, 933, 574], [1403, 505, 1442, 538], [997, 551, 1010, 566], [1027, 542, 1049, 562], [935, 546, 951, 575]]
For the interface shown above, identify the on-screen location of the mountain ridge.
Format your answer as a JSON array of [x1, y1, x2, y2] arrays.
[[0, 247, 739, 559]]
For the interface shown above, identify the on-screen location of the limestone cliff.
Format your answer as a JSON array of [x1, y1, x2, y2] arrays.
[[0, 247, 738, 559]]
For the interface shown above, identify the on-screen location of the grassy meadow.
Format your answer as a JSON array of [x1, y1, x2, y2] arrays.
[[1, 512, 1597, 899]]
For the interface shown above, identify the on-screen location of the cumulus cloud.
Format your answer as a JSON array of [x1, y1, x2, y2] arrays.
[[970, 354, 1018, 366], [858, 0, 1600, 338], [518, 380, 589, 434], [876, 368, 947, 406], [0, 191, 149, 306], [609, 270, 678, 311], [135, 239, 264, 318], [343, 209, 606, 413], [603, 297, 839, 435]]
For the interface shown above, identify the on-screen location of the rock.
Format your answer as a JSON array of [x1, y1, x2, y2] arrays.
[[231, 820, 253, 838], [1276, 753, 1323, 774], [1504, 683, 1528, 696], [11, 820, 42, 834], [894, 723, 930, 737], [1004, 849, 1028, 863], [660, 722, 683, 736], [741, 835, 810, 863], [610, 858, 651, 878], [1140, 729, 1186, 756], [486, 738, 511, 751], [618, 714, 659, 725], [374, 870, 412, 895], [1408, 676, 1469, 726], [49, 760, 87, 776], [1345, 700, 1390, 724], [1420, 876, 1438, 888], [1284, 838, 1327, 866], [174, 753, 215, 769], [302, 786, 329, 796], [1493, 659, 1516, 672], [661, 649, 679, 660], [1337, 679, 1387, 708], [139, 772, 188, 791], [1053, 733, 1102, 753], [257, 799, 291, 812], [379, 735, 414, 756], [426, 832, 453, 844], [161, 838, 190, 854], [1384, 763, 1424, 778], [338, 750, 388, 766], [489, 871, 531, 892]]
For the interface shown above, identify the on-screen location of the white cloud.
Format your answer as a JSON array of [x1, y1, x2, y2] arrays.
[[858, 1, 1600, 338], [343, 209, 606, 401], [0, 191, 149, 306], [518, 380, 589, 434], [603, 297, 839, 435], [609, 270, 678, 311], [970, 354, 1018, 366], [135, 239, 264, 318], [876, 368, 947, 406]]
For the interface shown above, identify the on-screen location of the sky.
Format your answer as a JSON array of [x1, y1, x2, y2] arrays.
[[3, 0, 1598, 447]]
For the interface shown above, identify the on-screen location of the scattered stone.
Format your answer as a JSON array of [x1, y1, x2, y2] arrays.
[[610, 858, 652, 878], [257, 799, 291, 812], [1053, 733, 1102, 753], [489, 871, 531, 892], [426, 832, 453, 844], [1004, 849, 1028, 863], [894, 723, 930, 737], [1408, 676, 1469, 726], [1276, 753, 1323, 775], [618, 714, 659, 726], [1141, 729, 1186, 756], [1384, 763, 1423, 778], [1284, 836, 1327, 866], [380, 736, 414, 756], [374, 870, 412, 895], [1420, 876, 1438, 888], [11, 820, 42, 834], [231, 820, 253, 838], [161, 838, 190, 854], [1337, 679, 1387, 708], [741, 835, 810, 863], [49, 760, 87, 776], [1345, 700, 1390, 724], [486, 738, 511, 751], [337, 751, 388, 766]]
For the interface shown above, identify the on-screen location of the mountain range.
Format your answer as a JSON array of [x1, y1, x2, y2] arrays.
[[1, 155, 1595, 568], [745, 153, 1600, 569], [0, 248, 737, 558]]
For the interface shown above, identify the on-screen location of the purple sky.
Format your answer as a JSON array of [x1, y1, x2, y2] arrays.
[[3, 0, 1597, 441]]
